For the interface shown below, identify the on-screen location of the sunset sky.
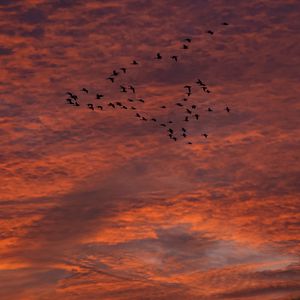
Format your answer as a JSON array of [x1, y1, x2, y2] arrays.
[[1, 0, 300, 299]]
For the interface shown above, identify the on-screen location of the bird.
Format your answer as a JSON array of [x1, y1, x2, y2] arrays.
[[202, 86, 207, 92], [191, 105, 196, 109], [171, 55, 178, 62], [184, 38, 192, 43], [71, 94, 78, 100], [225, 106, 230, 112], [208, 107, 213, 112], [108, 102, 116, 108], [155, 53, 162, 59], [81, 88, 88, 93], [120, 67, 127, 73], [186, 91, 192, 97], [182, 128, 186, 132], [195, 114, 199, 120], [184, 116, 189, 122], [96, 94, 104, 99], [122, 105, 128, 109], [97, 105, 103, 110], [116, 102, 123, 106], [66, 92, 73, 97], [202, 133, 208, 138], [131, 106, 136, 110], [168, 134, 173, 139], [222, 22, 229, 25], [161, 105, 166, 109], [182, 44, 189, 49], [187, 141, 192, 144], [184, 85, 192, 91], [172, 137, 177, 141], [128, 98, 135, 102], [138, 98, 145, 103], [142, 117, 147, 121], [168, 128, 174, 134], [131, 60, 138, 65], [207, 30, 214, 35], [151, 118, 157, 122], [107, 77, 114, 83], [168, 121, 173, 124], [176, 103, 183, 107], [182, 98, 188, 101], [196, 79, 206, 86], [160, 123, 166, 127], [129, 85, 135, 93], [186, 108, 192, 114], [111, 70, 119, 76], [183, 133, 187, 138], [74, 101, 80, 106], [120, 85, 127, 93], [136, 113, 141, 118], [206, 89, 211, 93], [87, 103, 94, 110]]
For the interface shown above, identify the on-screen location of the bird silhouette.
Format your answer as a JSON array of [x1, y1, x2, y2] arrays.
[[122, 105, 128, 109], [138, 98, 145, 103], [82, 88, 88, 93], [184, 116, 189, 122], [131, 60, 138, 65], [131, 106, 136, 110], [168, 128, 174, 134], [161, 105, 166, 109], [120, 85, 127, 92], [116, 102, 123, 106], [176, 103, 183, 107], [74, 101, 80, 106], [182, 98, 188, 101], [66, 92, 73, 97], [156, 53, 162, 59], [186, 108, 192, 114], [222, 22, 229, 25], [225, 106, 230, 112], [96, 94, 104, 99], [182, 44, 189, 49], [187, 141, 192, 144], [120, 67, 127, 73], [171, 55, 178, 62], [195, 114, 199, 120], [107, 77, 114, 83], [196, 79, 206, 86], [182, 128, 186, 132], [160, 123, 166, 127], [168, 121, 173, 124], [97, 105, 103, 110], [111, 70, 119, 76], [202, 133, 208, 138], [208, 107, 213, 112], [136, 113, 141, 118], [87, 103, 94, 110], [151, 118, 157, 122], [207, 30, 214, 35], [184, 38, 192, 43], [172, 137, 177, 141], [128, 98, 135, 102], [129, 85, 135, 93], [183, 133, 187, 138], [108, 102, 116, 108], [191, 105, 196, 109], [142, 117, 147, 121]]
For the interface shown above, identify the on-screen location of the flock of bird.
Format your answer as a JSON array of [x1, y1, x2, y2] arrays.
[[65, 23, 231, 144]]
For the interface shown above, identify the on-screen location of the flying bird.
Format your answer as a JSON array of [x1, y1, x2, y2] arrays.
[[128, 98, 135, 102], [111, 70, 119, 76], [161, 105, 166, 109], [176, 103, 183, 107], [182, 128, 186, 132], [155, 53, 162, 59], [208, 107, 213, 112], [168, 128, 174, 134], [142, 117, 147, 121], [202, 133, 208, 138], [151, 118, 157, 122], [116, 102, 123, 106], [107, 77, 114, 83], [129, 85, 135, 93], [131, 60, 138, 65], [160, 123, 166, 127], [191, 105, 196, 109], [81, 88, 88, 93], [131, 106, 136, 110], [120, 67, 127, 73], [187, 141, 192, 144], [108, 102, 116, 108], [138, 98, 145, 103], [225, 106, 230, 112], [171, 55, 178, 62], [87, 103, 94, 110], [183, 133, 187, 138], [207, 30, 214, 35], [196, 79, 206, 86], [96, 94, 104, 99], [122, 105, 128, 109], [186, 108, 192, 114], [184, 116, 189, 122], [66, 99, 74, 105], [222, 22, 229, 25], [195, 114, 199, 120], [182, 98, 188, 101], [136, 113, 141, 118], [74, 101, 80, 106], [120, 85, 127, 92], [184, 38, 192, 43], [182, 44, 189, 49], [97, 105, 103, 110]]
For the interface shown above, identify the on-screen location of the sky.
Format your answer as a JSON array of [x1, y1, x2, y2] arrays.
[[0, 0, 300, 299]]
